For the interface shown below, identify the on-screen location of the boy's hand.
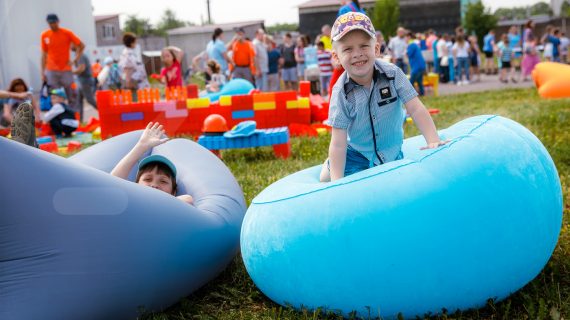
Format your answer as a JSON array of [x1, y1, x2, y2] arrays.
[[420, 139, 451, 150], [138, 122, 169, 148], [177, 194, 194, 205]]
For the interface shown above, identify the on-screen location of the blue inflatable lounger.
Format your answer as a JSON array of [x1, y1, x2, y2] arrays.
[[198, 121, 291, 159], [240, 115, 563, 319], [0, 131, 246, 320]]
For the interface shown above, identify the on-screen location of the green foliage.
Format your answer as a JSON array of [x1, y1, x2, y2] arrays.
[[562, 0, 570, 17], [134, 88, 570, 320], [464, 1, 497, 48], [494, 1, 553, 20], [155, 8, 192, 36], [266, 23, 299, 34], [123, 14, 155, 37], [372, 0, 399, 38]]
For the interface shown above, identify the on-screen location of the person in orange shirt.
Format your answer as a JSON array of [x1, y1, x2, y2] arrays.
[[229, 28, 255, 84], [91, 59, 102, 86], [40, 13, 85, 109]]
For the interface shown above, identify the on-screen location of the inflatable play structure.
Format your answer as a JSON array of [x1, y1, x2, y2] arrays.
[[96, 81, 326, 139], [532, 62, 570, 98], [0, 132, 245, 319], [241, 115, 563, 319]]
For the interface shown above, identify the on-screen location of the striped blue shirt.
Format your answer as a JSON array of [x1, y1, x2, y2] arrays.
[[328, 59, 418, 165]]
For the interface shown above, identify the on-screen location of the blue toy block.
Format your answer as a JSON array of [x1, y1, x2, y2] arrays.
[[232, 110, 255, 120], [197, 127, 289, 150], [36, 136, 53, 145], [121, 112, 144, 122]]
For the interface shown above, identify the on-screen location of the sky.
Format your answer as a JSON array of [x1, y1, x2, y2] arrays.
[[91, 0, 548, 27]]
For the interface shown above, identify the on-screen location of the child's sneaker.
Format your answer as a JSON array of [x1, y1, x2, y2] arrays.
[[10, 102, 37, 147]]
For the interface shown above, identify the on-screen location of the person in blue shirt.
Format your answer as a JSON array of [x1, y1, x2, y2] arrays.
[[320, 12, 448, 182], [406, 32, 426, 96], [206, 28, 233, 76], [483, 30, 496, 74], [549, 28, 562, 62], [508, 26, 522, 59], [338, 0, 365, 16], [266, 35, 282, 92]]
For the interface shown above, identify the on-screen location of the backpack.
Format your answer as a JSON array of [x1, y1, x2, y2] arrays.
[[39, 82, 52, 111]]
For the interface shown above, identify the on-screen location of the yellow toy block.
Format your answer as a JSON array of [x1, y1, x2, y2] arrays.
[[286, 100, 299, 109], [253, 102, 276, 110], [92, 127, 101, 141], [298, 97, 310, 109], [187, 98, 210, 109], [219, 95, 232, 106]]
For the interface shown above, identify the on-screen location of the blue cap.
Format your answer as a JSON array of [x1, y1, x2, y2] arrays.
[[50, 88, 67, 99], [223, 120, 262, 138], [138, 155, 177, 178], [46, 13, 59, 23]]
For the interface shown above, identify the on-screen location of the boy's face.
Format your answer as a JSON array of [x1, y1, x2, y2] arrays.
[[138, 167, 175, 195], [332, 30, 379, 84]]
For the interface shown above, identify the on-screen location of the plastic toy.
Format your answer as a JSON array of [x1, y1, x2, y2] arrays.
[[202, 114, 229, 134], [1, 131, 245, 319], [532, 62, 570, 98], [241, 115, 563, 319], [200, 78, 255, 103]]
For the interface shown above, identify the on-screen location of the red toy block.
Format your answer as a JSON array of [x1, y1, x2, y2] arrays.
[[273, 142, 291, 159], [187, 84, 199, 98], [299, 81, 311, 97], [67, 141, 82, 152], [40, 142, 58, 153]]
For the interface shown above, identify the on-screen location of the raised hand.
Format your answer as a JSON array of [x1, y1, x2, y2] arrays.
[[138, 122, 169, 149]]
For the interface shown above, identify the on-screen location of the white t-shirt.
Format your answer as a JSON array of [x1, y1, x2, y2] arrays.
[[452, 42, 471, 58], [388, 36, 407, 59], [436, 39, 448, 58]]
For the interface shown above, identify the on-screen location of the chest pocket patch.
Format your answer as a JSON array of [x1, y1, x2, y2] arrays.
[[378, 96, 398, 107]]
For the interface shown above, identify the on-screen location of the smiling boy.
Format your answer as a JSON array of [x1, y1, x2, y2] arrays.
[[320, 12, 448, 182]]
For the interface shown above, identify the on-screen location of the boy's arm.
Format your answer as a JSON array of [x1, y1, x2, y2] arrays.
[[328, 128, 348, 181], [405, 97, 448, 149], [110, 122, 169, 179]]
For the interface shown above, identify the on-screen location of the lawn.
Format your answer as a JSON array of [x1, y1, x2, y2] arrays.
[[142, 87, 569, 319]]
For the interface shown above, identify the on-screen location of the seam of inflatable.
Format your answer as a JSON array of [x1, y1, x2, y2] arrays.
[[253, 115, 499, 205]]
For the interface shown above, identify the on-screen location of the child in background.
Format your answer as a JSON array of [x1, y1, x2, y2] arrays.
[[406, 32, 426, 95], [317, 41, 333, 97], [468, 35, 481, 82], [111, 122, 194, 205], [320, 12, 448, 182], [266, 35, 282, 92], [452, 35, 471, 85], [42, 88, 78, 138], [160, 46, 184, 87], [2, 78, 41, 127], [205, 60, 226, 93], [499, 34, 515, 83]]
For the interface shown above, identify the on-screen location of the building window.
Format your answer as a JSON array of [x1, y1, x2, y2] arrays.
[[102, 24, 115, 40]]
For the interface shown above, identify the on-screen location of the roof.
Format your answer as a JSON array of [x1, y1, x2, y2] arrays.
[[167, 20, 265, 36], [298, 0, 374, 9], [94, 14, 120, 22]]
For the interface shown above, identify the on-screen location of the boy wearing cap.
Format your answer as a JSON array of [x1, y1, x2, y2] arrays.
[[320, 12, 448, 182], [111, 122, 194, 205], [42, 88, 78, 138]]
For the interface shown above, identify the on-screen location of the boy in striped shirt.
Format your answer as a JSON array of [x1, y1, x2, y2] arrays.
[[317, 41, 333, 97], [320, 12, 448, 182]]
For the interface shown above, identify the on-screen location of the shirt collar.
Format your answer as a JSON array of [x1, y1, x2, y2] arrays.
[[343, 62, 383, 95]]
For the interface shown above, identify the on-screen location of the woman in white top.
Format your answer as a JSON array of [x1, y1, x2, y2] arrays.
[[118, 32, 150, 97], [452, 35, 471, 85], [437, 34, 450, 83]]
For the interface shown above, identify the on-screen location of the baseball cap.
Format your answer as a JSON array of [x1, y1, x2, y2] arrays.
[[138, 155, 177, 179], [331, 12, 376, 42], [50, 88, 67, 99], [46, 13, 59, 23]]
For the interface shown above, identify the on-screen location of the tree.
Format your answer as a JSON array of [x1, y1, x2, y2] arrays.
[[529, 2, 553, 16], [123, 14, 155, 37], [372, 0, 399, 38], [266, 23, 298, 34], [464, 1, 497, 48], [156, 9, 191, 36]]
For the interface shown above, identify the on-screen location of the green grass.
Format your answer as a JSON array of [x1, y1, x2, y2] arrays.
[[136, 87, 569, 320]]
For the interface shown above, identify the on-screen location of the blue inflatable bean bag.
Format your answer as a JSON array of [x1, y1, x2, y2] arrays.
[[0, 131, 245, 320], [241, 115, 563, 319]]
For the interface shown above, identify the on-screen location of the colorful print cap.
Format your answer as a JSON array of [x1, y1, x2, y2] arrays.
[[331, 12, 376, 42]]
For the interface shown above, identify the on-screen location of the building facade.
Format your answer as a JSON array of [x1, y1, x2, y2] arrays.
[[94, 14, 122, 47], [298, 0, 464, 40]]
